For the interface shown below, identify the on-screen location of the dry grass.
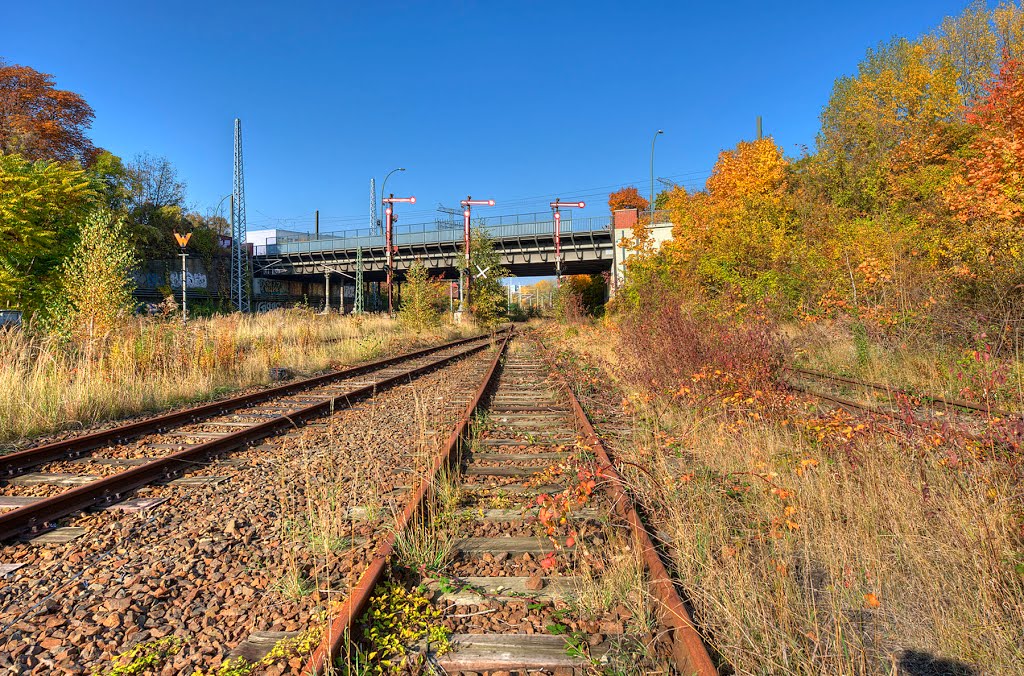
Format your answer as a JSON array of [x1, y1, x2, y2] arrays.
[[0, 309, 475, 446], [570, 530, 653, 634], [787, 320, 1024, 412], [552, 319, 1024, 675]]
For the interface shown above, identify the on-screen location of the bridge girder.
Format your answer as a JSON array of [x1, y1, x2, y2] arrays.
[[254, 231, 615, 282]]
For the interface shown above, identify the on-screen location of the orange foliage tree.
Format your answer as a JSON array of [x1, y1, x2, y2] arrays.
[[0, 60, 96, 164], [943, 54, 1024, 319], [609, 185, 655, 259], [608, 186, 649, 213], [609, 3, 1024, 344]]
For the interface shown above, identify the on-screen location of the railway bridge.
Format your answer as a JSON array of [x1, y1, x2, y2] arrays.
[[253, 213, 616, 278], [250, 212, 619, 310]]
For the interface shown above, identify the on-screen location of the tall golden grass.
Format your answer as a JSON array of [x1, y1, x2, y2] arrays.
[[787, 321, 1024, 410], [554, 319, 1024, 674], [0, 309, 474, 446]]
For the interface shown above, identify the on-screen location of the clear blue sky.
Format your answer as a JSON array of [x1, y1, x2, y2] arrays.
[[2, 0, 978, 233]]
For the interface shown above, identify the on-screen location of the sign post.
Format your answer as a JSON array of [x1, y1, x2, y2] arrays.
[[173, 231, 193, 324], [548, 199, 585, 284], [381, 194, 416, 316], [459, 197, 496, 317]]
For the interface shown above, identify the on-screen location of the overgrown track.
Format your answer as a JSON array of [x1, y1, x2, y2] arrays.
[[0, 334, 495, 543], [304, 331, 717, 675], [783, 365, 1023, 451], [785, 365, 1020, 419]]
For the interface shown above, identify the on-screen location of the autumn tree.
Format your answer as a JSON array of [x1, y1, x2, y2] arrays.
[[943, 53, 1024, 322], [561, 275, 606, 317], [608, 2, 1024, 341], [0, 60, 96, 164], [88, 151, 134, 213], [662, 138, 804, 309], [462, 228, 509, 330], [128, 153, 187, 213], [119, 152, 196, 260], [399, 260, 445, 332], [608, 186, 649, 213], [0, 154, 97, 313], [49, 209, 138, 341]]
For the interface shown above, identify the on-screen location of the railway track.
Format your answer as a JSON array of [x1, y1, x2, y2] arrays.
[[1, 333, 509, 673], [785, 365, 1019, 419], [782, 365, 1022, 450], [301, 332, 716, 675], [0, 333, 496, 544]]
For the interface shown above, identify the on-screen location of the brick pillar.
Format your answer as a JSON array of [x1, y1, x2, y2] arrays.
[[610, 209, 639, 295], [613, 208, 639, 231]]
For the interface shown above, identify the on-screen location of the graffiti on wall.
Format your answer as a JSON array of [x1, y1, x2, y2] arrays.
[[169, 271, 208, 288], [254, 278, 288, 295], [134, 261, 214, 291], [132, 272, 166, 289]]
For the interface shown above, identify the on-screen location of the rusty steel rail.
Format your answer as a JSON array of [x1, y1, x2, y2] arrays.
[[302, 328, 513, 676], [539, 339, 718, 676], [1, 333, 488, 478], [787, 374, 1022, 453], [0, 337, 496, 543], [785, 366, 1019, 419], [784, 380, 894, 418]]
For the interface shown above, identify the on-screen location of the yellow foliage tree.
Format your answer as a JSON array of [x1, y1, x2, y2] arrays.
[[661, 138, 803, 311]]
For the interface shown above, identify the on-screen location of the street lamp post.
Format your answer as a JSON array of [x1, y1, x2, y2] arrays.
[[650, 129, 663, 224], [379, 168, 405, 234], [382, 193, 416, 315], [459, 196, 496, 316], [213, 193, 232, 220], [549, 199, 586, 284]]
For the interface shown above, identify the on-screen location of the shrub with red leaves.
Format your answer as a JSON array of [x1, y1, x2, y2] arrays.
[[618, 283, 782, 396]]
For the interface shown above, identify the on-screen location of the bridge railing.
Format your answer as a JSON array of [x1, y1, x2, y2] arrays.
[[258, 215, 613, 256]]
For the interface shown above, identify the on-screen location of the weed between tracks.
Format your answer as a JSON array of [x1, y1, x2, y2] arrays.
[[548, 319, 1024, 675], [393, 466, 462, 575], [0, 309, 475, 446], [264, 369, 468, 675], [327, 385, 464, 674]]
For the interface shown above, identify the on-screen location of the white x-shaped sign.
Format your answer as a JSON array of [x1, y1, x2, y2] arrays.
[[475, 264, 491, 279]]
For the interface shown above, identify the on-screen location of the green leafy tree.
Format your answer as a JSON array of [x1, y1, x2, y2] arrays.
[[88, 151, 133, 212], [462, 228, 508, 330], [398, 260, 444, 333], [48, 209, 138, 341], [122, 152, 191, 259], [0, 153, 96, 313]]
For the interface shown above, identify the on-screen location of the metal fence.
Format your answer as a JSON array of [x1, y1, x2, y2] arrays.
[[0, 310, 22, 328], [645, 209, 673, 224], [258, 214, 614, 257]]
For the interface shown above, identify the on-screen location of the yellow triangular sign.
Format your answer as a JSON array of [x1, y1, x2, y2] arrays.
[[173, 232, 193, 248]]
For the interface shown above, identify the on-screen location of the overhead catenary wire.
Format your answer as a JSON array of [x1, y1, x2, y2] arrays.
[[245, 167, 713, 230]]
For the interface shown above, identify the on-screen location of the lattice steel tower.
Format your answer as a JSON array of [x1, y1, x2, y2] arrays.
[[231, 118, 251, 312], [369, 177, 377, 235]]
